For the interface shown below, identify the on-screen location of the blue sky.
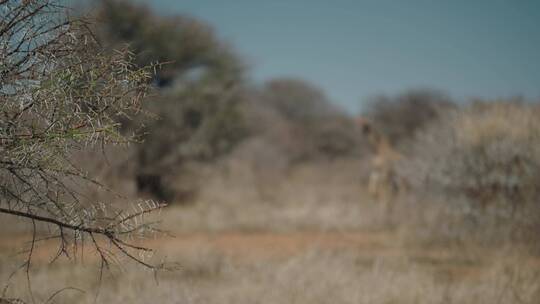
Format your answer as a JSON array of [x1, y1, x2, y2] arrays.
[[128, 0, 539, 112]]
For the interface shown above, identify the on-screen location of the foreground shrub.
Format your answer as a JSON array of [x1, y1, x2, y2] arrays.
[[0, 1, 167, 301]]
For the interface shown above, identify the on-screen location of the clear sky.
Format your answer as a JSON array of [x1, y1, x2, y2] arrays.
[[130, 0, 539, 112]]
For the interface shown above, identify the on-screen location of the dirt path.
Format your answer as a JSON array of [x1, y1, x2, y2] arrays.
[[148, 230, 396, 259], [3, 229, 537, 281], [2, 230, 394, 260], [146, 231, 500, 278]]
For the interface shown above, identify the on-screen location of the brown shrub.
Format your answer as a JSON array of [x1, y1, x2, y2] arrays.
[[400, 101, 540, 249]]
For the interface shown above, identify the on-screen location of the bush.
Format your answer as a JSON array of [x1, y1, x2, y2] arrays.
[[363, 90, 456, 146], [401, 101, 540, 247], [254, 78, 360, 162], [134, 83, 250, 202]]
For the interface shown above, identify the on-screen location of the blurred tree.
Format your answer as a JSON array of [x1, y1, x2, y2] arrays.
[[93, 1, 364, 203], [94, 0, 249, 202], [262, 78, 340, 123], [256, 78, 360, 162], [135, 82, 250, 202], [96, 0, 244, 86], [363, 90, 456, 146]]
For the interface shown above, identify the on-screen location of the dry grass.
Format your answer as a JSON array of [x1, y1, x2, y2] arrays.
[[1, 175, 539, 304], [161, 158, 391, 233], [1, 240, 538, 304]]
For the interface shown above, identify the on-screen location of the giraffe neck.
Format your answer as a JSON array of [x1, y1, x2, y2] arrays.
[[367, 129, 398, 159]]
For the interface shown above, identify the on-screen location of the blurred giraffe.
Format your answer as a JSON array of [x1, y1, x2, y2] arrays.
[[357, 117, 407, 214]]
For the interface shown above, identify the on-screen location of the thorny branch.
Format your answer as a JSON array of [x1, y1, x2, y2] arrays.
[[0, 2, 172, 299]]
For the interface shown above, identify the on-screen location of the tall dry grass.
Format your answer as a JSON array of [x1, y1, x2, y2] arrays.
[[1, 244, 538, 304]]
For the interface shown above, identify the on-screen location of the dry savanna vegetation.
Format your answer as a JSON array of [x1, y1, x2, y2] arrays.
[[0, 1, 539, 303]]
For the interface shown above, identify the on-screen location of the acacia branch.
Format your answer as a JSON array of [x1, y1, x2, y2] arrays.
[[0, 204, 165, 271], [0, 206, 108, 235]]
